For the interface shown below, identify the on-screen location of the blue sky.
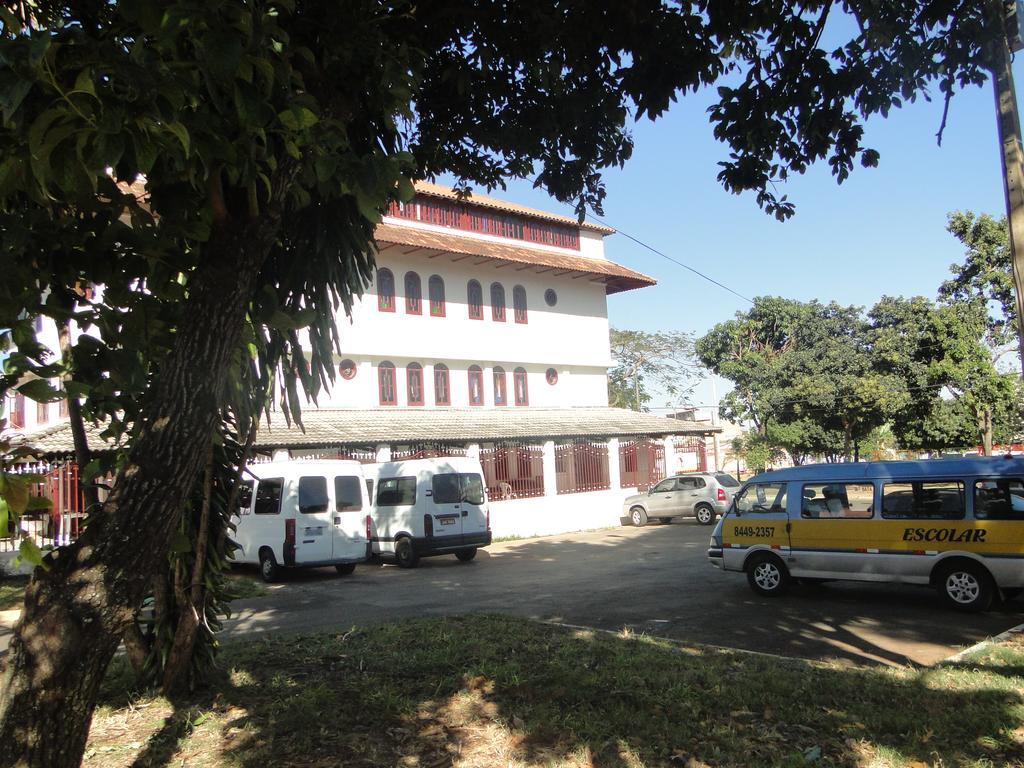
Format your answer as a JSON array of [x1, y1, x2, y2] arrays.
[[443, 57, 1020, 413]]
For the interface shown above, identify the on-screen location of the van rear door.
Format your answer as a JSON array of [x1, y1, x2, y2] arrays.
[[295, 475, 334, 564], [459, 472, 488, 542], [430, 473, 464, 541], [333, 474, 369, 560]]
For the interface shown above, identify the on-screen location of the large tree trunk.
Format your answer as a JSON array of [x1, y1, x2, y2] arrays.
[[978, 406, 994, 456], [0, 218, 277, 768]]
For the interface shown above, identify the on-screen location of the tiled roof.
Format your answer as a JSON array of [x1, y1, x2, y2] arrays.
[[375, 223, 655, 295], [7, 408, 718, 458], [413, 181, 616, 235]]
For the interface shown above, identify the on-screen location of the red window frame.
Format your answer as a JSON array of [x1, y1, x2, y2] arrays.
[[377, 268, 395, 312], [428, 275, 446, 317], [514, 368, 529, 406], [468, 365, 484, 406], [490, 283, 506, 322], [405, 271, 422, 315], [407, 363, 424, 406], [467, 280, 483, 320], [493, 367, 507, 406], [10, 394, 24, 428], [513, 285, 528, 324], [378, 362, 397, 406], [434, 364, 451, 406]]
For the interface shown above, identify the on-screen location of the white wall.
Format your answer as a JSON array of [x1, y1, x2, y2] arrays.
[[315, 358, 609, 409], [488, 487, 637, 539], [333, 250, 612, 369]]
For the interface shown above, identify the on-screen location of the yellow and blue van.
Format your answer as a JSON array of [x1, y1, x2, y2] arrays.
[[707, 457, 1024, 611]]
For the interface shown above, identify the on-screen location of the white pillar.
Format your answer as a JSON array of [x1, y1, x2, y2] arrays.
[[663, 436, 677, 476], [272, 449, 291, 462], [375, 443, 391, 462], [542, 440, 557, 496], [608, 437, 621, 489], [466, 442, 480, 459]]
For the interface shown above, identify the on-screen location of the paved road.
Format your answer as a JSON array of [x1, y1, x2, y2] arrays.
[[225, 522, 1024, 666]]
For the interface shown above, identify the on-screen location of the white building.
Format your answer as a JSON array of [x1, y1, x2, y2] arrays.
[[8, 182, 718, 540]]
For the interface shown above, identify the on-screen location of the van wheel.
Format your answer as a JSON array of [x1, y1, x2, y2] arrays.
[[746, 552, 790, 597], [630, 507, 648, 527], [394, 537, 420, 569], [695, 504, 715, 525], [455, 548, 477, 562], [335, 563, 356, 576], [937, 561, 994, 612], [259, 549, 281, 583]]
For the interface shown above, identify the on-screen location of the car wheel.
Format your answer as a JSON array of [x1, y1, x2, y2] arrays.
[[695, 504, 715, 525], [394, 537, 420, 569], [745, 552, 790, 597], [455, 548, 477, 562], [259, 549, 281, 583], [334, 563, 356, 575], [937, 561, 994, 612], [630, 506, 648, 527]]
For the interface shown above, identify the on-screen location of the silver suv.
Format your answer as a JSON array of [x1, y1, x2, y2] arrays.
[[622, 472, 740, 526]]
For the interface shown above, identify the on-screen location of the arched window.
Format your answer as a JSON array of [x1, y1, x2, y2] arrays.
[[405, 271, 422, 314], [513, 285, 528, 324], [377, 268, 395, 312], [468, 365, 484, 406], [428, 275, 446, 317], [514, 367, 529, 406], [407, 363, 424, 406], [493, 366, 507, 406], [378, 361, 397, 405], [467, 280, 483, 320], [490, 283, 506, 322], [434, 364, 450, 406]]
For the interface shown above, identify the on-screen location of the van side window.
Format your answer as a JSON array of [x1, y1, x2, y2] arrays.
[[377, 477, 416, 506], [236, 481, 253, 514], [254, 478, 283, 515], [801, 483, 874, 519], [881, 481, 964, 520], [335, 476, 363, 512], [973, 478, 1024, 520], [461, 473, 485, 505], [734, 483, 787, 514], [298, 476, 329, 514], [432, 473, 461, 504]]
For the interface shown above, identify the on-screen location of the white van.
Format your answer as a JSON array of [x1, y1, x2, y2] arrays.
[[366, 457, 492, 568], [233, 460, 372, 582]]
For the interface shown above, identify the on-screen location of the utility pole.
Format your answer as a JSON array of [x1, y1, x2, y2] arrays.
[[991, 0, 1024, 377], [710, 375, 722, 472]]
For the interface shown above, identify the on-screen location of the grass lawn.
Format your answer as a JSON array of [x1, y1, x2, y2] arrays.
[[84, 615, 1024, 768]]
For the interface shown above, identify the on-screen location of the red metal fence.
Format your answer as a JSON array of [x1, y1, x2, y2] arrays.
[[480, 442, 545, 500], [618, 439, 666, 491], [4, 462, 87, 552], [674, 435, 708, 472], [391, 442, 469, 461], [554, 440, 610, 495]]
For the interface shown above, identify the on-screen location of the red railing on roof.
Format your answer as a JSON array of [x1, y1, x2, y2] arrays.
[[387, 196, 580, 250]]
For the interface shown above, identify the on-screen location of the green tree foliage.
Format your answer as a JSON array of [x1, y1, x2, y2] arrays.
[[0, 2, 1010, 765], [872, 296, 1022, 452], [608, 328, 697, 411], [697, 298, 907, 462], [938, 211, 1015, 352]]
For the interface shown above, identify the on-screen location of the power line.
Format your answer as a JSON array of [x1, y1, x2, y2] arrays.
[[587, 212, 755, 305]]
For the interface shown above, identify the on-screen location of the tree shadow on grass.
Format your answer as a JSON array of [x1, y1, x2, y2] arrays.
[[91, 615, 1024, 768]]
